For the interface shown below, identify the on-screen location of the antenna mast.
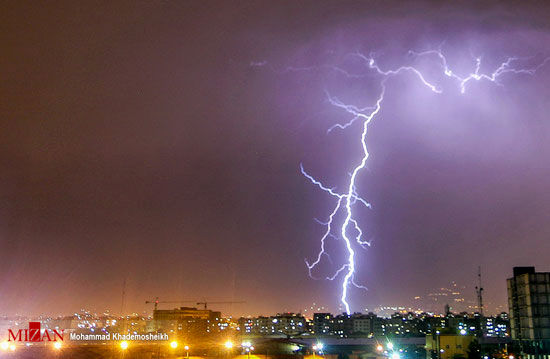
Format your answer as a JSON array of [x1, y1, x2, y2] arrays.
[[475, 266, 484, 316]]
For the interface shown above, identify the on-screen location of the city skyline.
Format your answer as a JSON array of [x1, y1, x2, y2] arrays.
[[2, 1, 550, 318]]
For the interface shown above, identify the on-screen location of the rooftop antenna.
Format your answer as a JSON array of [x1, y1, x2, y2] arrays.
[[475, 266, 484, 316], [120, 277, 127, 316], [121, 277, 127, 334]]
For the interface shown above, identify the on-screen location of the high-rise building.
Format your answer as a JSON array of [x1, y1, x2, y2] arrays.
[[507, 266, 550, 358]]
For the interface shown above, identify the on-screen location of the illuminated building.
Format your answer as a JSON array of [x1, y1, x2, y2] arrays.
[[153, 307, 222, 337], [313, 313, 333, 336], [426, 333, 475, 359], [507, 267, 550, 358], [238, 313, 306, 336]]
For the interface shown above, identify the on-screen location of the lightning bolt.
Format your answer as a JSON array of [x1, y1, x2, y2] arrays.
[[253, 49, 549, 314]]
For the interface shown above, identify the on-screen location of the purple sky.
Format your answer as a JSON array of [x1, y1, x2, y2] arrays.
[[1, 1, 550, 317]]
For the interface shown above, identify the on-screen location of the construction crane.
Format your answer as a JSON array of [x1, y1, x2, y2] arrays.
[[145, 297, 196, 312], [196, 301, 246, 310]]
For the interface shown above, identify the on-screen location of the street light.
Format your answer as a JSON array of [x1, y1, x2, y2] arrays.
[[242, 341, 253, 359], [170, 341, 178, 349], [224, 340, 234, 349], [1, 342, 9, 351], [377, 344, 384, 352], [120, 341, 129, 350], [53, 342, 62, 350], [185, 345, 190, 359], [313, 343, 323, 358]]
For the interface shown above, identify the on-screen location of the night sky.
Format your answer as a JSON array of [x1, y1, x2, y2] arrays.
[[2, 1, 550, 317]]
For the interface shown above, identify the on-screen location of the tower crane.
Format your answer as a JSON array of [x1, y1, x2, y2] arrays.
[[145, 297, 196, 312], [196, 301, 246, 310]]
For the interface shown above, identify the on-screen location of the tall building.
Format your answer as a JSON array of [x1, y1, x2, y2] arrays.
[[507, 267, 550, 358]]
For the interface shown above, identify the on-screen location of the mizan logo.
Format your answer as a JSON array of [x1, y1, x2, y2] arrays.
[[8, 322, 64, 342]]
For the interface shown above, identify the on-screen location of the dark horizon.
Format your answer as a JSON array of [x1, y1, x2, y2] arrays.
[[2, 1, 550, 318]]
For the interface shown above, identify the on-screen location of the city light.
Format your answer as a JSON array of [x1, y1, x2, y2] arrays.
[[460, 329, 467, 335], [53, 342, 62, 350], [170, 341, 178, 349], [313, 343, 324, 351], [9, 344, 16, 351], [387, 342, 394, 350], [392, 352, 401, 359], [120, 341, 129, 350], [0, 342, 8, 351], [184, 345, 190, 351], [243, 343, 254, 359], [377, 345, 384, 352], [224, 340, 234, 349]]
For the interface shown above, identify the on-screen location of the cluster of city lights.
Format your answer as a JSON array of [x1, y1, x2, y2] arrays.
[[375, 341, 402, 359], [118, 339, 189, 352], [0, 341, 16, 352], [0, 340, 63, 352], [222, 340, 257, 358]]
